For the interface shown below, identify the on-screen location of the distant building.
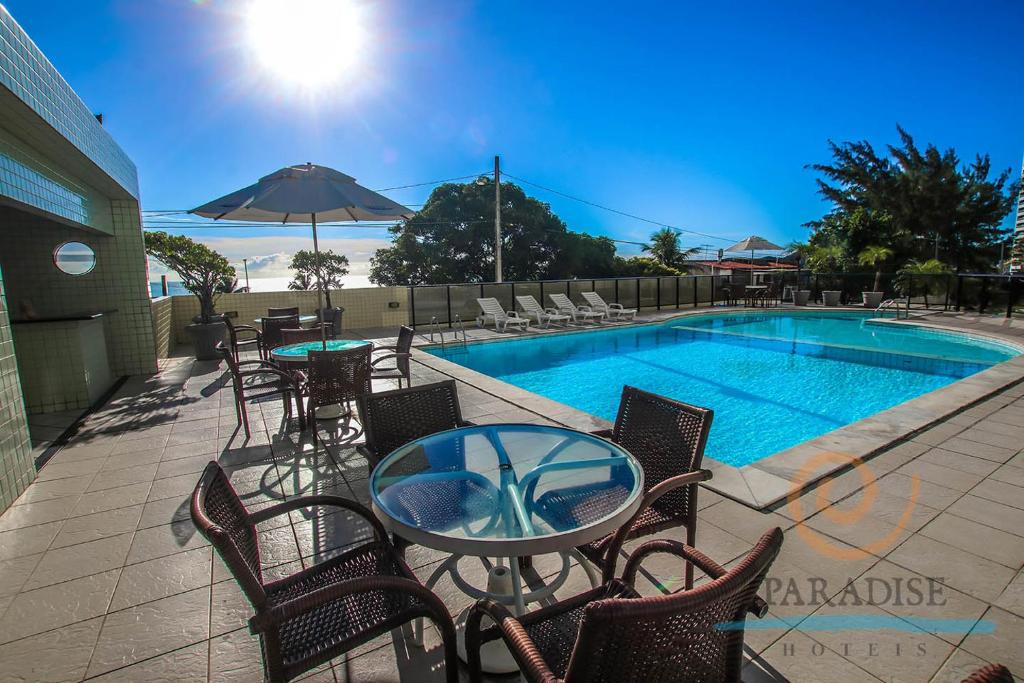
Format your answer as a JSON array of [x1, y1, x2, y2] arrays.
[[1013, 158, 1024, 273]]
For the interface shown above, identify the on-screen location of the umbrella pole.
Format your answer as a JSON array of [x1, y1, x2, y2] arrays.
[[312, 212, 327, 350]]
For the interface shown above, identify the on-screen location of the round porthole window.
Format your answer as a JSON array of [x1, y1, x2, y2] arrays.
[[53, 241, 97, 275]]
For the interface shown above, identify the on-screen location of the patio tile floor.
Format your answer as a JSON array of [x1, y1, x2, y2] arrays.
[[0, 313, 1021, 681]]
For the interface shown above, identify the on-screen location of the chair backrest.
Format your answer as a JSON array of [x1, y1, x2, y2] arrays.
[[548, 293, 576, 311], [357, 380, 465, 463], [393, 325, 414, 376], [580, 291, 607, 309], [476, 297, 507, 319], [261, 315, 300, 351], [268, 307, 300, 317], [191, 461, 267, 606], [563, 528, 783, 683], [307, 345, 372, 408], [611, 386, 713, 521], [962, 665, 1015, 683], [281, 326, 325, 346], [216, 342, 243, 386], [516, 295, 544, 314]]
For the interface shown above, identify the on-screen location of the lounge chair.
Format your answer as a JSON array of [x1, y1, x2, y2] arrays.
[[515, 295, 571, 328], [580, 291, 637, 320], [548, 292, 605, 324], [475, 297, 529, 332]]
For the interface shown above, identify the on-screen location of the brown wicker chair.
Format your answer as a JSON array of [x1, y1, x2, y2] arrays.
[[224, 315, 262, 363], [466, 527, 783, 683], [371, 325, 415, 388], [191, 461, 459, 683], [268, 306, 300, 317], [280, 325, 331, 346], [356, 380, 472, 467], [551, 386, 713, 588], [963, 665, 1015, 683], [218, 342, 304, 437], [305, 345, 373, 425], [261, 314, 300, 358]]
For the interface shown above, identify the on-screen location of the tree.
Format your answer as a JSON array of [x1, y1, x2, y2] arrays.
[[368, 179, 616, 285], [612, 256, 684, 277], [289, 249, 349, 308], [808, 126, 1018, 272], [144, 231, 234, 323], [857, 245, 894, 292], [643, 228, 700, 269], [896, 259, 951, 308], [215, 275, 245, 293], [288, 271, 315, 291]]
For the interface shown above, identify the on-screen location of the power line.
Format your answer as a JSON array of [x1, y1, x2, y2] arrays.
[[502, 172, 736, 244]]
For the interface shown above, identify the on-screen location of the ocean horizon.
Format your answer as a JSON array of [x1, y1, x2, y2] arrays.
[[150, 275, 376, 297]]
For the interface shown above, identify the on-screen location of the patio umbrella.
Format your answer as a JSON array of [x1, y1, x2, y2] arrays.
[[726, 235, 784, 264], [191, 163, 414, 348]]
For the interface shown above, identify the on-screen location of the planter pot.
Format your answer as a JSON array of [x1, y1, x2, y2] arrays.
[[862, 291, 885, 309], [317, 307, 345, 336], [793, 290, 811, 306], [822, 290, 842, 307], [187, 321, 227, 360]]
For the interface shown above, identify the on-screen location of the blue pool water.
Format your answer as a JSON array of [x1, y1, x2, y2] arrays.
[[429, 311, 1020, 466]]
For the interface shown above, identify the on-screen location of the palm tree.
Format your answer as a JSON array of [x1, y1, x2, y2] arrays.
[[643, 228, 700, 269], [288, 271, 315, 291], [896, 258, 950, 308], [857, 245, 894, 292]]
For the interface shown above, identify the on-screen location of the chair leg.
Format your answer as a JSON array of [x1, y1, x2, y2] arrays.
[[685, 525, 696, 590], [239, 399, 251, 438], [434, 613, 461, 683]]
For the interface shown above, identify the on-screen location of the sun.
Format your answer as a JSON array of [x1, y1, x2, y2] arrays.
[[244, 0, 366, 89]]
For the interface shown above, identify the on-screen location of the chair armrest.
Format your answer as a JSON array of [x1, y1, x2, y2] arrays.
[[608, 303, 625, 310], [506, 310, 523, 318], [248, 495, 390, 542], [251, 572, 451, 635], [238, 368, 301, 388], [233, 324, 260, 334], [371, 352, 410, 367], [465, 599, 558, 683], [372, 343, 398, 353], [544, 307, 561, 315], [601, 469, 713, 583], [578, 305, 593, 312], [237, 359, 279, 369]]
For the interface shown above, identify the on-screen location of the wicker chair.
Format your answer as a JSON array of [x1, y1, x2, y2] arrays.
[[356, 380, 472, 466], [223, 315, 262, 363], [261, 315, 300, 358], [371, 326, 415, 388], [268, 306, 300, 317], [280, 325, 331, 346], [537, 386, 712, 588], [191, 461, 459, 683], [466, 527, 783, 683], [305, 345, 373, 425], [963, 665, 1015, 683], [218, 343, 304, 437]]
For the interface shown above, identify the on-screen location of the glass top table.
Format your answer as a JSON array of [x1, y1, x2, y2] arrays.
[[270, 339, 370, 363], [370, 423, 643, 557], [254, 314, 319, 326]]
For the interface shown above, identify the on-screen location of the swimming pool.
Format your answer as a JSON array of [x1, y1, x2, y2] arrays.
[[428, 311, 1020, 467]]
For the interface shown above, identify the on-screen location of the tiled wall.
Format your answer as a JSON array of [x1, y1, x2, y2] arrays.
[[151, 296, 173, 359], [0, 7, 138, 197], [168, 287, 410, 344], [11, 319, 111, 412], [0, 265, 34, 510], [0, 204, 157, 377]]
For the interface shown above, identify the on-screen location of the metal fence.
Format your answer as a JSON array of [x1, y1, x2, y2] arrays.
[[408, 275, 734, 327], [407, 271, 1024, 327]]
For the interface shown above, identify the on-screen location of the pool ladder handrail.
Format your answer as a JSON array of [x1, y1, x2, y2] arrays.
[[428, 315, 468, 350], [875, 297, 910, 319]]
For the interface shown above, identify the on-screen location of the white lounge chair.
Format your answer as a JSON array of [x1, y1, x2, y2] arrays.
[[516, 295, 571, 328], [476, 297, 529, 332], [548, 293, 605, 324], [580, 291, 637, 320]]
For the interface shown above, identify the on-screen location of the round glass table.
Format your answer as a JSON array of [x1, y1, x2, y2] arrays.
[[270, 339, 370, 365], [370, 423, 643, 672], [254, 314, 319, 326]]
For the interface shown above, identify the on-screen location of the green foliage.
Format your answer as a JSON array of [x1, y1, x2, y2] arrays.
[[808, 126, 1018, 272], [368, 180, 617, 285], [895, 259, 952, 306], [290, 249, 349, 307], [642, 228, 700, 269], [857, 245, 895, 292], [612, 256, 683, 277], [144, 231, 234, 323]]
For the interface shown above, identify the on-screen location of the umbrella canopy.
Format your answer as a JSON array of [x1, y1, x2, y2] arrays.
[[726, 235, 783, 253], [190, 163, 414, 349]]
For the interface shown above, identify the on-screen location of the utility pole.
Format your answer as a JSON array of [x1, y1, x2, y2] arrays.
[[243, 258, 250, 292], [494, 155, 502, 283]]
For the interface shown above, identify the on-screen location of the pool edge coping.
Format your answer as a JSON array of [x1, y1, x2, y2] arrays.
[[409, 307, 1024, 511]]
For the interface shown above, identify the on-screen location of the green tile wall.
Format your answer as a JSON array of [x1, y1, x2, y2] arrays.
[[0, 264, 34, 509]]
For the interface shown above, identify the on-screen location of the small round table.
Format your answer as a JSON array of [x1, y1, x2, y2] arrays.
[[369, 423, 643, 672], [271, 340, 371, 419], [254, 314, 319, 327]]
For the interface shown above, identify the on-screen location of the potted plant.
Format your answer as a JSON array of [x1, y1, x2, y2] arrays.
[[857, 245, 894, 309], [289, 249, 349, 335], [145, 231, 236, 360], [787, 242, 815, 305]]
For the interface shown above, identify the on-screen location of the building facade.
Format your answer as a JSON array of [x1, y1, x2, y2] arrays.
[[1012, 157, 1024, 273]]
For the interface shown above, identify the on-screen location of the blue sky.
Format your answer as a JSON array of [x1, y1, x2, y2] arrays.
[[6, 0, 1023, 285]]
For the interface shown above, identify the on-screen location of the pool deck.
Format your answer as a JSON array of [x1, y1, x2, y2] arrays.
[[0, 306, 1021, 681]]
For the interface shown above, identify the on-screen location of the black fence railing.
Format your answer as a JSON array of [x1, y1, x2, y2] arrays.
[[407, 271, 1024, 327], [408, 275, 734, 327]]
